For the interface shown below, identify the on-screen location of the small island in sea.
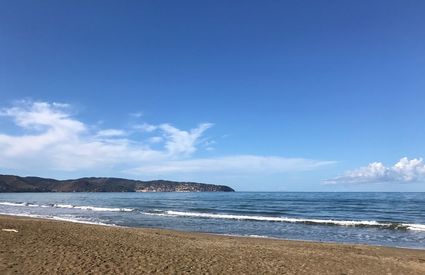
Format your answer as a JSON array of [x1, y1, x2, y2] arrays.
[[0, 174, 235, 193]]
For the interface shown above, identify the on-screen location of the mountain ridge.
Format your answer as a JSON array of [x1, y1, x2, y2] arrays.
[[0, 174, 235, 192]]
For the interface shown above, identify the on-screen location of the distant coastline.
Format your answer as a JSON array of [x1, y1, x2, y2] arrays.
[[0, 174, 235, 193]]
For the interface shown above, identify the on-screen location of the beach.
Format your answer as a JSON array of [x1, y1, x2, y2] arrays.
[[1, 215, 425, 274]]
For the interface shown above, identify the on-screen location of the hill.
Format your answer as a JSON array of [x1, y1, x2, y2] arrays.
[[0, 175, 235, 192]]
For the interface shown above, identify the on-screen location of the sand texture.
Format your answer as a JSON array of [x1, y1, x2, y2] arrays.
[[1, 215, 425, 274]]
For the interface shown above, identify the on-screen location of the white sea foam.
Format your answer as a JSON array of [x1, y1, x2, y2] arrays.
[[53, 204, 134, 212], [54, 204, 74, 208], [247, 234, 270, 238], [0, 201, 134, 212], [0, 212, 116, 226], [48, 216, 117, 226], [0, 202, 27, 206], [75, 206, 134, 212], [164, 210, 388, 227], [153, 210, 425, 232], [403, 224, 425, 232], [0, 202, 43, 208]]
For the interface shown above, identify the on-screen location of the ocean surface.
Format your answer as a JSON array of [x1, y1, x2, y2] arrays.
[[1, 192, 425, 249]]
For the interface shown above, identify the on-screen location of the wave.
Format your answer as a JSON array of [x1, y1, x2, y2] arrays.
[[0, 201, 134, 212], [404, 224, 425, 231], [3, 200, 425, 232], [150, 210, 425, 232], [53, 204, 134, 212], [0, 202, 28, 206]]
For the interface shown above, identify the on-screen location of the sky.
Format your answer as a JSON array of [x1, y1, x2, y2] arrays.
[[0, 0, 424, 191]]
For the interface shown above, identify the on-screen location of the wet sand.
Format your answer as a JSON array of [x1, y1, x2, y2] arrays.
[[1, 215, 425, 274]]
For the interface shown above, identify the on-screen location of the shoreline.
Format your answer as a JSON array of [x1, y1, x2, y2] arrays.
[[1, 215, 425, 274], [2, 212, 425, 251]]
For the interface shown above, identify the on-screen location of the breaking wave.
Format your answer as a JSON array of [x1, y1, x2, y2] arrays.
[[0, 201, 134, 212], [2, 201, 425, 232], [147, 210, 425, 232]]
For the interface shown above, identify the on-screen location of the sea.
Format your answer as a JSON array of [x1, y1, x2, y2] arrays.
[[1, 192, 425, 249]]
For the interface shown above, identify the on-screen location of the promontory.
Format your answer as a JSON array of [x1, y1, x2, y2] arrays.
[[0, 174, 235, 193]]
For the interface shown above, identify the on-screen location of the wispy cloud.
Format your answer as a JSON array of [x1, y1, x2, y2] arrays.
[[0, 100, 334, 177], [324, 157, 425, 184], [158, 123, 213, 156], [133, 123, 157, 132], [96, 129, 127, 137]]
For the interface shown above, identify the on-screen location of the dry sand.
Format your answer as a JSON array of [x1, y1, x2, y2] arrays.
[[1, 215, 425, 274]]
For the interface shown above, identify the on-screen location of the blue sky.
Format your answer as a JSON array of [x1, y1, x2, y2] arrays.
[[0, 1, 424, 191]]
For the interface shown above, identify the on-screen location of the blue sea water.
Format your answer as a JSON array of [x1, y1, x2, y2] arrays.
[[1, 192, 425, 249]]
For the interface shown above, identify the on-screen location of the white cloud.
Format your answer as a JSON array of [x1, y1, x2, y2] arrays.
[[0, 101, 204, 171], [133, 123, 157, 132], [158, 123, 213, 156], [324, 157, 425, 184], [96, 129, 127, 137], [0, 100, 334, 178], [126, 155, 335, 174], [0, 101, 85, 156]]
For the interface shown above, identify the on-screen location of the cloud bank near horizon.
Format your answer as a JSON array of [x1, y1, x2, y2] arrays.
[[0, 100, 333, 177], [324, 157, 425, 184]]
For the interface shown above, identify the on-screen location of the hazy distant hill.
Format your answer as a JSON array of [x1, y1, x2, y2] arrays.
[[0, 175, 235, 193]]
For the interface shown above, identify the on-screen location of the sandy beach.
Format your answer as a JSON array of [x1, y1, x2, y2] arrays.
[[1, 215, 425, 274]]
